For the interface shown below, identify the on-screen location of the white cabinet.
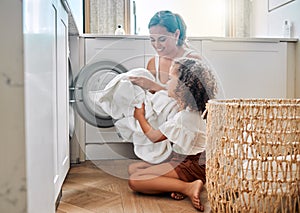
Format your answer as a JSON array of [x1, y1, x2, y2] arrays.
[[53, 1, 70, 202], [202, 40, 296, 98], [85, 37, 146, 69], [83, 37, 145, 160], [144, 37, 296, 99], [144, 39, 155, 67], [24, 0, 69, 212], [188, 39, 203, 53]]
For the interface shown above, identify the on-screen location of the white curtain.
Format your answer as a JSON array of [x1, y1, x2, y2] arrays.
[[89, 0, 125, 34], [226, 0, 251, 37]]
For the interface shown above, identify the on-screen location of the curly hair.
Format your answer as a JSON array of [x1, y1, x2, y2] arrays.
[[172, 57, 218, 112]]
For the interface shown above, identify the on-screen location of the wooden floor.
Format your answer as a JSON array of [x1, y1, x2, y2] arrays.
[[56, 160, 211, 213]]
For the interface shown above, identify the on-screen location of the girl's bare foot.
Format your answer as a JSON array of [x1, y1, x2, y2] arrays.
[[170, 192, 186, 200], [185, 180, 204, 211]]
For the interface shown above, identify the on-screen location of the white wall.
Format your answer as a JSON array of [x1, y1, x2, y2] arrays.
[[130, 0, 226, 37], [268, 0, 300, 38], [250, 0, 269, 37], [251, 0, 300, 38]]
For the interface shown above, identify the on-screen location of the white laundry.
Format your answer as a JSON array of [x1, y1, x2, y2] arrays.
[[89, 68, 178, 164]]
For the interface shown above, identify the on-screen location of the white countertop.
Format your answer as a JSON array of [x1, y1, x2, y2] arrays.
[[81, 34, 298, 42]]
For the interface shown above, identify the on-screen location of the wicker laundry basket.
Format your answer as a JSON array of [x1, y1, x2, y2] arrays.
[[206, 99, 300, 213]]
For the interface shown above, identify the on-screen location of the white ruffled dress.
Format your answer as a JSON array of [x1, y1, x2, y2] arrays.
[[159, 109, 206, 156]]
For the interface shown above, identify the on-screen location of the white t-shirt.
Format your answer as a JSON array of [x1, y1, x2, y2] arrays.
[[159, 108, 206, 155]]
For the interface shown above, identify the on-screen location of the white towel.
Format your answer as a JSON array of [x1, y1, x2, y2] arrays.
[[89, 68, 178, 164]]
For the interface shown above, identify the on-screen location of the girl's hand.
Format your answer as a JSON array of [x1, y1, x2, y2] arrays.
[[129, 76, 155, 90], [133, 102, 167, 143], [134, 103, 145, 120]]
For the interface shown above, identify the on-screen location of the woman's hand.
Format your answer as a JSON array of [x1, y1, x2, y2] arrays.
[[130, 76, 166, 92], [134, 103, 145, 120], [129, 76, 155, 90]]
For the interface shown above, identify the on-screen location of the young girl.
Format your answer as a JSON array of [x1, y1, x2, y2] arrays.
[[128, 57, 218, 211]]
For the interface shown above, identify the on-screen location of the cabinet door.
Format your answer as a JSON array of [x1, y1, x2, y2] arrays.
[[24, 1, 58, 212], [202, 40, 288, 98], [53, 2, 70, 201], [85, 37, 145, 70], [144, 38, 156, 67], [188, 39, 202, 54]]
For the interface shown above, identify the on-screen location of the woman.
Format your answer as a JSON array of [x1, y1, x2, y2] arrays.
[[130, 10, 201, 92]]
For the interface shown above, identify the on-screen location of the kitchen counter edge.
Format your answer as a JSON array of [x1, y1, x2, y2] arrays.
[[80, 34, 298, 43]]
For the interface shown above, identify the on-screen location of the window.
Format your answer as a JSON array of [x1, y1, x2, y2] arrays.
[[85, 0, 129, 34], [85, 0, 250, 37]]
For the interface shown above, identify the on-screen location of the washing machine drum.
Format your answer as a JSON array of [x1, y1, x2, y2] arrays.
[[73, 60, 128, 128]]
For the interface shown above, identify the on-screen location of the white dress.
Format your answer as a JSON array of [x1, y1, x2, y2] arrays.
[[159, 108, 206, 155]]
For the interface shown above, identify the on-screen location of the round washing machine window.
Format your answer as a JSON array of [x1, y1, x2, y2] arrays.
[[74, 60, 128, 128]]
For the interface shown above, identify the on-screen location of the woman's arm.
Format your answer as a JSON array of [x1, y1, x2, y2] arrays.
[[134, 103, 167, 143]]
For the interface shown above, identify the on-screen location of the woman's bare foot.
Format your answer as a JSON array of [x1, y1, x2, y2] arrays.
[[184, 180, 204, 211], [170, 192, 186, 200]]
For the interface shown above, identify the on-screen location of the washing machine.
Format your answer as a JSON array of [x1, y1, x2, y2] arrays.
[[70, 35, 151, 161]]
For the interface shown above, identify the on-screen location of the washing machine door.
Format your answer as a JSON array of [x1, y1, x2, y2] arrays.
[[73, 60, 128, 128]]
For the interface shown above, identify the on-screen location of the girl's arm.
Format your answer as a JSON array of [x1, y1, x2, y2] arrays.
[[134, 103, 167, 143]]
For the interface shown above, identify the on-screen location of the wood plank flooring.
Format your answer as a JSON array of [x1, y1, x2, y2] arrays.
[[56, 160, 211, 213]]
